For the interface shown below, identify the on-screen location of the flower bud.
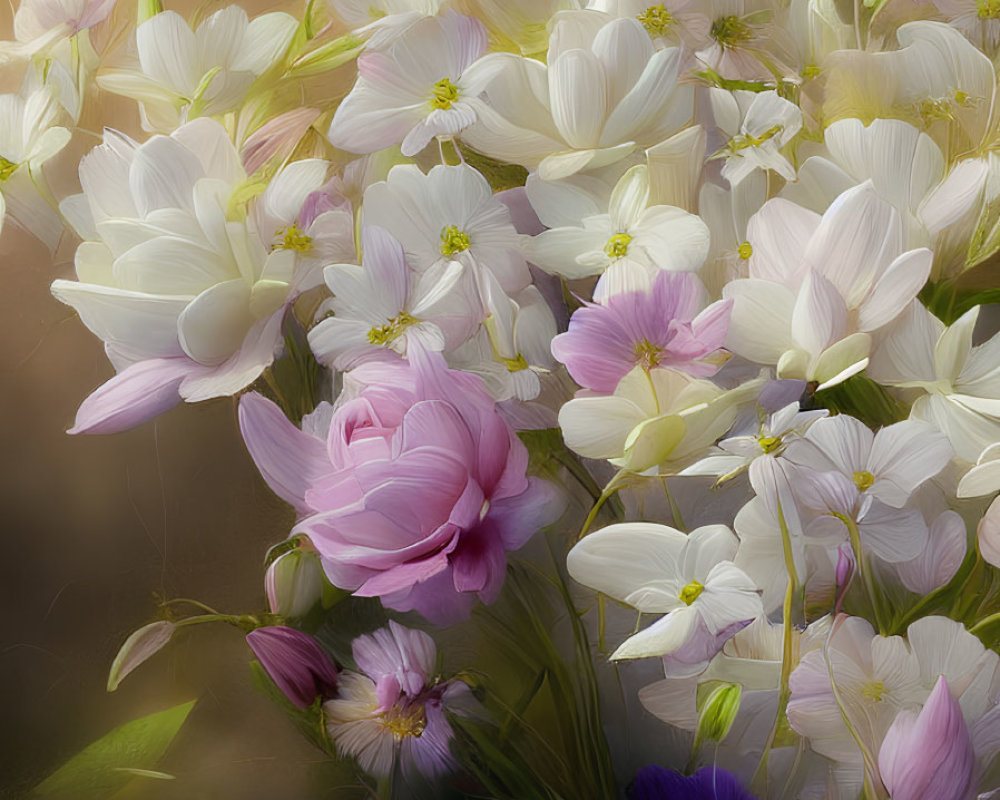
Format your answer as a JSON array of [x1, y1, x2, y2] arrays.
[[878, 676, 975, 800], [246, 626, 338, 709], [265, 550, 324, 618], [693, 681, 742, 753], [107, 620, 176, 691]]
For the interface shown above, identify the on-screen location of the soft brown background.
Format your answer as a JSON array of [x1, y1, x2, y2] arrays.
[[0, 3, 343, 796]]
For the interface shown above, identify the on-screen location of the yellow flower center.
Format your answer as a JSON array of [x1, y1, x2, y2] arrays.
[[634, 338, 662, 371], [0, 157, 18, 182], [679, 579, 704, 606], [711, 15, 753, 47], [380, 702, 427, 740], [430, 78, 460, 110], [275, 223, 313, 253], [502, 353, 529, 372], [637, 4, 673, 37], [861, 680, 885, 703], [979, 0, 1000, 18], [738, 241, 753, 260], [758, 435, 782, 454], [802, 63, 821, 80], [604, 232, 632, 259], [853, 470, 875, 492], [367, 312, 418, 346], [440, 224, 471, 255], [729, 126, 783, 153]]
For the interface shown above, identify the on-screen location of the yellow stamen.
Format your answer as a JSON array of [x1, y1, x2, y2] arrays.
[[637, 4, 673, 37], [430, 78, 460, 110], [711, 15, 753, 47], [634, 338, 662, 371], [802, 63, 821, 80], [502, 353, 529, 372], [0, 157, 18, 182], [729, 126, 783, 153], [440, 224, 470, 256], [380, 702, 427, 740], [979, 0, 1000, 18], [604, 232, 632, 259], [758, 435, 781, 454], [853, 470, 875, 492], [738, 241, 753, 260], [367, 312, 418, 346], [679, 580, 704, 606], [275, 223, 313, 253], [861, 680, 885, 703]]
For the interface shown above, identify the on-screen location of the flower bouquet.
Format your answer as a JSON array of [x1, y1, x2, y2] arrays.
[[11, 0, 1000, 796]]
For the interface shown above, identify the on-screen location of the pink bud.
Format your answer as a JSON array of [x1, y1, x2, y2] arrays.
[[241, 108, 321, 175], [878, 676, 976, 800], [246, 626, 338, 709]]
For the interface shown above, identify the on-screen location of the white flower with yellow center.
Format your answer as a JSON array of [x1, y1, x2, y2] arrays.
[[329, 11, 488, 157], [97, 7, 298, 133], [525, 165, 710, 301], [568, 522, 763, 661], [709, 89, 802, 186]]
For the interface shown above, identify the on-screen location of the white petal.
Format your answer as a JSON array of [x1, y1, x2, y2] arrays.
[[856, 248, 932, 332], [549, 48, 606, 149], [176, 279, 254, 365], [558, 394, 645, 459], [722, 279, 795, 364]]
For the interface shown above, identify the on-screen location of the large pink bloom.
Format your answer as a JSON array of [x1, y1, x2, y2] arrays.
[[239, 348, 562, 624]]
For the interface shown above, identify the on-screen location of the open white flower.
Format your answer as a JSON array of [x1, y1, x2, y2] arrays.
[[709, 89, 802, 186], [558, 366, 761, 473], [525, 165, 710, 300], [723, 182, 932, 389], [50, 119, 314, 433], [567, 522, 762, 660], [869, 301, 1000, 463], [362, 162, 530, 294], [329, 12, 488, 157], [98, 7, 298, 132], [461, 12, 694, 180], [307, 226, 477, 370], [0, 80, 71, 249]]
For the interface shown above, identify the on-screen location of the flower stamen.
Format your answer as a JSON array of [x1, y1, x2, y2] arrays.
[[430, 78, 460, 110]]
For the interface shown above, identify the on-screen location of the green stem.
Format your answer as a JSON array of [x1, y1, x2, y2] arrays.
[[577, 470, 627, 540], [840, 514, 888, 635], [661, 477, 686, 531], [970, 611, 1000, 638]]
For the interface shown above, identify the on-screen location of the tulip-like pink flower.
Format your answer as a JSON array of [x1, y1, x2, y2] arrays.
[[239, 347, 562, 623], [246, 626, 338, 709], [878, 676, 976, 800], [550, 272, 732, 393]]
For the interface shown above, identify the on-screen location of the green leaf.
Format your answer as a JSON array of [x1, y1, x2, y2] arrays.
[[456, 145, 529, 192], [811, 373, 908, 429], [34, 701, 195, 798], [288, 34, 365, 78]]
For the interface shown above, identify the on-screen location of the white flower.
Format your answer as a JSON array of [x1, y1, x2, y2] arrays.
[[869, 301, 1000, 463], [461, 12, 694, 180], [587, 1, 713, 51], [97, 7, 298, 132], [709, 89, 802, 186], [0, 81, 71, 249], [567, 522, 762, 660], [307, 226, 477, 370], [12, 0, 114, 47], [558, 366, 761, 473], [328, 12, 488, 157], [525, 165, 710, 300], [958, 443, 1000, 497], [787, 615, 1000, 789], [896, 509, 967, 595], [681, 399, 827, 480], [330, 0, 442, 50], [723, 182, 933, 389], [784, 414, 953, 509], [49, 120, 314, 433], [362, 163, 531, 294]]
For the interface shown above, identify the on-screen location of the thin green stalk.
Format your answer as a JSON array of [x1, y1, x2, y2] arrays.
[[838, 514, 888, 634]]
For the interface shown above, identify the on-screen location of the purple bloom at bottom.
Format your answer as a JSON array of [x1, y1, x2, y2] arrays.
[[628, 765, 757, 800]]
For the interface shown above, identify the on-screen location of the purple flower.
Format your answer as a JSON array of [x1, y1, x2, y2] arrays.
[[246, 626, 338, 709], [325, 622, 463, 780], [628, 765, 757, 799], [878, 676, 976, 800], [239, 346, 563, 624], [551, 271, 732, 393]]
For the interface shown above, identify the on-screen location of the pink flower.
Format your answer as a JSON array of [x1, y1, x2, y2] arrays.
[[246, 626, 338, 709], [550, 272, 732, 393], [239, 347, 563, 624], [878, 676, 976, 800]]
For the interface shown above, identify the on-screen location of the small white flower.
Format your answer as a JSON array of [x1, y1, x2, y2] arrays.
[[329, 12, 488, 157], [709, 89, 802, 186], [567, 522, 763, 660]]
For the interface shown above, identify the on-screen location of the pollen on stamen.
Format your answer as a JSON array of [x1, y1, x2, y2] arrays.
[[604, 232, 632, 259], [367, 312, 418, 346], [679, 579, 704, 606], [738, 241, 753, 260], [275, 223, 313, 253], [0, 157, 18, 182], [430, 78, 460, 111], [440, 224, 471, 256], [633, 338, 662, 371], [853, 470, 875, 492], [637, 4, 673, 37]]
